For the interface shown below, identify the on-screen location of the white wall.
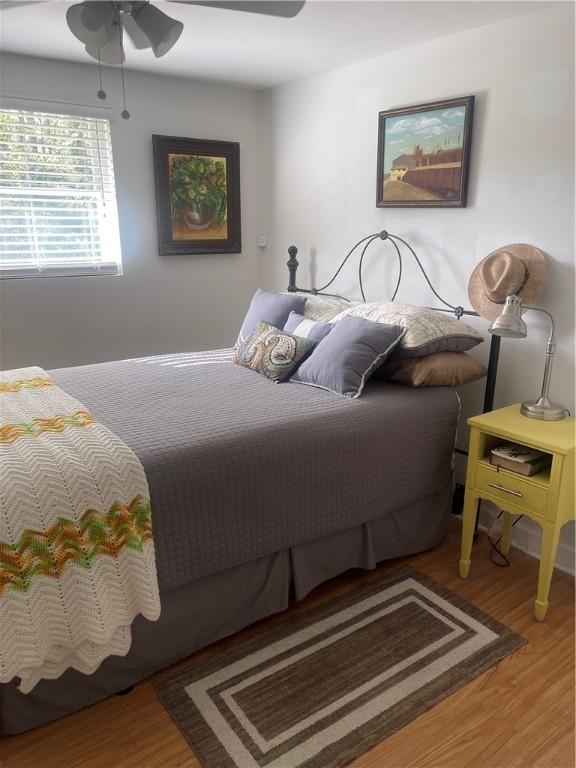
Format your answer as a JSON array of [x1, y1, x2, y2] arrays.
[[263, 4, 575, 568], [0, 54, 267, 369]]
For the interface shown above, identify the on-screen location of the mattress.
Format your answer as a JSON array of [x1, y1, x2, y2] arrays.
[[52, 349, 460, 592]]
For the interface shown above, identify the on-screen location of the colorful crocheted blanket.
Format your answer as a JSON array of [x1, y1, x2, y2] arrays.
[[0, 367, 160, 693]]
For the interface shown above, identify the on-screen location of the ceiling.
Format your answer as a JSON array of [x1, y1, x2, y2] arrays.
[[0, 0, 556, 88]]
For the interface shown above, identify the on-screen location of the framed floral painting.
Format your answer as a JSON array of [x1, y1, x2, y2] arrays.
[[376, 96, 474, 208], [153, 135, 241, 255]]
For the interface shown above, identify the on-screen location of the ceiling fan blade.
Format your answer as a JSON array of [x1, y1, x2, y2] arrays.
[[169, 1, 305, 18]]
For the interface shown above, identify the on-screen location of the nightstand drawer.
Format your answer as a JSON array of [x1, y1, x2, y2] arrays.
[[474, 462, 550, 517]]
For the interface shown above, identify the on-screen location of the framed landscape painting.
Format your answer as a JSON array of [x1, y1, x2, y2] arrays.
[[376, 96, 474, 208], [153, 135, 241, 255]]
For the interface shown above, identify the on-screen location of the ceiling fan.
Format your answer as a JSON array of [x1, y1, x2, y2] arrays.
[[0, 1, 306, 65]]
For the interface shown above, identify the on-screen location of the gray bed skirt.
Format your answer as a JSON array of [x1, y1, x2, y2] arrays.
[[0, 483, 451, 735]]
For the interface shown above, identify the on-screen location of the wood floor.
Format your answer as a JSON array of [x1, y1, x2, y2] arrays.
[[1, 522, 574, 768]]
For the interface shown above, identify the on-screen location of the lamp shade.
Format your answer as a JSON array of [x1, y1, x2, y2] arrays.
[[66, 1, 115, 47], [132, 4, 183, 58], [488, 295, 527, 338], [122, 12, 153, 50], [86, 17, 124, 65]]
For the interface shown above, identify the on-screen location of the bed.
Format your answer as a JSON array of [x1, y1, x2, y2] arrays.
[[0, 231, 494, 734]]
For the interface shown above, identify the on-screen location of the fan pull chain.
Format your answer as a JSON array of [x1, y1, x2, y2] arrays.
[[97, 49, 106, 100], [119, 16, 130, 119], [120, 62, 130, 120]]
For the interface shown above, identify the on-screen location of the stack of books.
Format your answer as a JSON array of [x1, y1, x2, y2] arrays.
[[490, 443, 552, 477]]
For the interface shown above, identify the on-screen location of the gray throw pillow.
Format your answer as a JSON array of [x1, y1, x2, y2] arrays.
[[290, 315, 405, 398], [283, 311, 333, 344], [233, 321, 315, 382], [236, 289, 306, 348]]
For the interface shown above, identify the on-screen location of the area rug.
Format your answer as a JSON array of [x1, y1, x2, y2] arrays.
[[154, 566, 525, 768]]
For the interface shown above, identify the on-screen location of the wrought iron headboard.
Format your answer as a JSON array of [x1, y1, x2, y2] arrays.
[[286, 230, 501, 417]]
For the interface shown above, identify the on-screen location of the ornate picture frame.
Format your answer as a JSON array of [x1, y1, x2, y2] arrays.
[[153, 134, 241, 255]]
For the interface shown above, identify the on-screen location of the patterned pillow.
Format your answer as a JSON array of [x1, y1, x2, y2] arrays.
[[283, 311, 333, 344], [330, 302, 483, 358], [233, 322, 315, 382]]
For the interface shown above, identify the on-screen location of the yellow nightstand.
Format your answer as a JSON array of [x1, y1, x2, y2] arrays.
[[459, 404, 575, 621]]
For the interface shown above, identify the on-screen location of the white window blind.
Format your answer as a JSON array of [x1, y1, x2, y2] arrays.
[[0, 107, 122, 278]]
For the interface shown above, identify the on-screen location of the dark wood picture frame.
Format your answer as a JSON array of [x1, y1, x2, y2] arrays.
[[376, 95, 474, 208], [153, 134, 241, 255]]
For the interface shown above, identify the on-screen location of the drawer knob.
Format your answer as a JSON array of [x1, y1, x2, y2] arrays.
[[488, 482, 523, 498]]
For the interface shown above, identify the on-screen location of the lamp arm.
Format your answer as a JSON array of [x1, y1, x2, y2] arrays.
[[524, 306, 555, 337], [524, 306, 557, 402]]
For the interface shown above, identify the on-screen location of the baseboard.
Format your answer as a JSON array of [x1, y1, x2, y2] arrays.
[[478, 501, 575, 576]]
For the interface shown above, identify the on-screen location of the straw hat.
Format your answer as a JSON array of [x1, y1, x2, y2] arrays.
[[468, 244, 547, 321]]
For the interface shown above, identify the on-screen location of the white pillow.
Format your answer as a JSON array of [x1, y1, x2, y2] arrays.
[[282, 292, 355, 322]]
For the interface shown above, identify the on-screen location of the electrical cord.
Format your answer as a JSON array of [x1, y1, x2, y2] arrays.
[[486, 511, 523, 567]]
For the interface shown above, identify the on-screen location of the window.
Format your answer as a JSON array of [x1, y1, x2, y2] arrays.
[[0, 106, 122, 278]]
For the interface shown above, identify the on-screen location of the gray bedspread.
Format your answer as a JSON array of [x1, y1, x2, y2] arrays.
[[52, 349, 460, 592]]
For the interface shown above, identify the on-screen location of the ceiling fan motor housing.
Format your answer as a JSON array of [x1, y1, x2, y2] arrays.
[[66, 0, 185, 65]]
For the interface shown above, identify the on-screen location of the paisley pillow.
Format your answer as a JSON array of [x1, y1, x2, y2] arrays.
[[233, 321, 315, 382]]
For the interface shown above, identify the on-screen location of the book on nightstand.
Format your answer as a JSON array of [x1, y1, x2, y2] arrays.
[[490, 443, 552, 476]]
